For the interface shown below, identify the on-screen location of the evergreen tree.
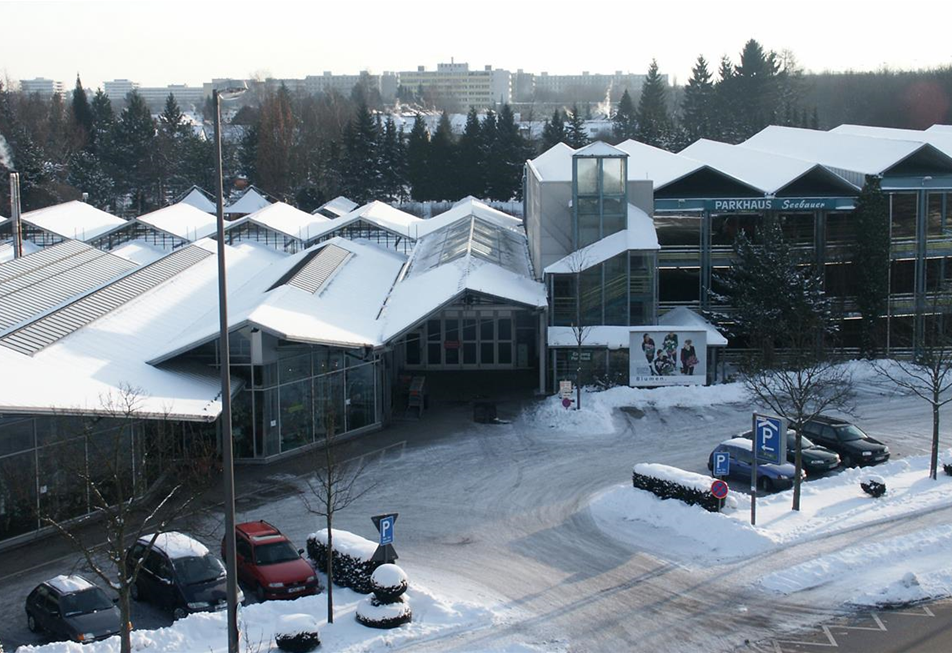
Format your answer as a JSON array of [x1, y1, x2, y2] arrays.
[[733, 39, 780, 140], [611, 89, 637, 143], [852, 176, 891, 357], [456, 107, 485, 198], [67, 150, 114, 209], [406, 114, 430, 201], [340, 100, 379, 204], [110, 90, 156, 214], [541, 108, 566, 150], [256, 84, 295, 200], [427, 111, 456, 200], [680, 55, 716, 144], [565, 104, 589, 149], [713, 55, 739, 142], [89, 89, 114, 154], [70, 75, 94, 150], [378, 116, 406, 202], [486, 104, 530, 201], [155, 93, 192, 204], [635, 59, 674, 149]]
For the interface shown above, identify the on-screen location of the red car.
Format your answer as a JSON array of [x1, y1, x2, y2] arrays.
[[223, 521, 321, 602]]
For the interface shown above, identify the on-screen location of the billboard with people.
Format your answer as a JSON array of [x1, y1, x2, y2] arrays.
[[628, 328, 707, 386]]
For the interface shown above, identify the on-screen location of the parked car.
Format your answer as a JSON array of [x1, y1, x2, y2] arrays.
[[737, 429, 840, 476], [802, 416, 890, 467], [126, 532, 243, 620], [25, 574, 121, 644], [224, 521, 321, 602], [708, 438, 805, 492]]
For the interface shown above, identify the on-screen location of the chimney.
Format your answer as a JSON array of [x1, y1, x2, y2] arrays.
[[9, 172, 23, 259]]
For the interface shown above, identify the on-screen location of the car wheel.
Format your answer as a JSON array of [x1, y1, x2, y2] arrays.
[[255, 583, 266, 603], [130, 581, 140, 601], [842, 455, 854, 468], [27, 611, 39, 633], [172, 606, 187, 621], [758, 477, 773, 492]]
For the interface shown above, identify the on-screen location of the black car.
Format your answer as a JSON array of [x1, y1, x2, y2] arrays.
[[126, 532, 243, 620], [25, 574, 122, 644], [803, 416, 890, 467], [738, 429, 840, 476]]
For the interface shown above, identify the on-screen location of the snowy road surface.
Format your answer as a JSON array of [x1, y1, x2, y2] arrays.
[[1, 374, 948, 652]]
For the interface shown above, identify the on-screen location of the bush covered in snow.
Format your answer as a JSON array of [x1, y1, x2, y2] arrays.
[[307, 529, 381, 594], [356, 594, 413, 629], [632, 463, 722, 512], [371, 564, 409, 603], [274, 613, 321, 652], [860, 474, 887, 498], [943, 461, 952, 477]]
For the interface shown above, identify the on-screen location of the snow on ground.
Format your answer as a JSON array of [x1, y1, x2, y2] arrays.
[[16, 578, 524, 653], [521, 382, 748, 433], [591, 449, 952, 562]]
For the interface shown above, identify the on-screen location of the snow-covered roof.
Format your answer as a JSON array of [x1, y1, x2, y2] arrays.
[[927, 124, 952, 134], [314, 196, 358, 218], [413, 197, 522, 239], [107, 239, 170, 266], [145, 532, 211, 559], [547, 315, 727, 349], [151, 238, 407, 362], [230, 202, 331, 241], [47, 575, 95, 595], [0, 239, 284, 421], [225, 186, 272, 215], [544, 204, 659, 274], [22, 201, 127, 241], [615, 140, 706, 189], [137, 203, 219, 241], [573, 141, 628, 158], [658, 306, 729, 346], [680, 139, 858, 195], [831, 124, 952, 159], [741, 126, 952, 182], [309, 201, 422, 241], [527, 142, 576, 182], [0, 239, 42, 263], [177, 186, 217, 214]]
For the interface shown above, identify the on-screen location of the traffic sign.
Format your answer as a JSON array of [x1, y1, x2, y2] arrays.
[[711, 479, 729, 500], [561, 397, 572, 409], [379, 516, 394, 545], [754, 414, 786, 465], [371, 513, 399, 564], [713, 451, 730, 477]]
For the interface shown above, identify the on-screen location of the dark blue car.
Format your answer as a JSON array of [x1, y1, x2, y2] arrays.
[[708, 438, 805, 492]]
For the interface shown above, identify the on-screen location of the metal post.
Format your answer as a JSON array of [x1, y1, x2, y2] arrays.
[[10, 172, 22, 259], [214, 89, 240, 653], [750, 413, 758, 526]]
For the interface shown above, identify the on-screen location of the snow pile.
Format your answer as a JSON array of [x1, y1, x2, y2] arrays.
[[852, 570, 952, 607], [47, 575, 94, 594], [146, 532, 210, 559], [633, 463, 716, 494], [16, 582, 502, 653], [309, 528, 377, 561], [523, 382, 747, 434], [592, 448, 952, 563]]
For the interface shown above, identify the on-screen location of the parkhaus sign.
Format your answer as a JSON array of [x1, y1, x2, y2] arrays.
[[710, 198, 838, 211]]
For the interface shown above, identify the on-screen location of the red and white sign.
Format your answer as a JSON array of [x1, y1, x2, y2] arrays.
[[711, 479, 729, 500]]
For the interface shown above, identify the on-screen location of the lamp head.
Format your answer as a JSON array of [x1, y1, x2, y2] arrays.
[[214, 80, 248, 101]]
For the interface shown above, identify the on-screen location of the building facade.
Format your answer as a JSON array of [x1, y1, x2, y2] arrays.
[[398, 63, 512, 109]]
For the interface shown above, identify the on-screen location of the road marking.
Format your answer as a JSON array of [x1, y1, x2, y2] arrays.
[[891, 604, 934, 617], [774, 624, 839, 649], [769, 606, 933, 651]]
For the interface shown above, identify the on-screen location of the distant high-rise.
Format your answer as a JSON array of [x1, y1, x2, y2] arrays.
[[19, 78, 64, 96], [398, 63, 512, 109]]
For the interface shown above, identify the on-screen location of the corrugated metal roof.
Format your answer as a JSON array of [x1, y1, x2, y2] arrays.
[[286, 243, 351, 294], [0, 239, 91, 284], [0, 245, 211, 356], [0, 242, 137, 331]]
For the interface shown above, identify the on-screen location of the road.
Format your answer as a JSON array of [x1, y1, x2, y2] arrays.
[[1, 376, 949, 652]]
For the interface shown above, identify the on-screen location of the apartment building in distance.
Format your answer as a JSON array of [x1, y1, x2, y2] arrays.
[[398, 62, 512, 109], [18, 78, 64, 96]]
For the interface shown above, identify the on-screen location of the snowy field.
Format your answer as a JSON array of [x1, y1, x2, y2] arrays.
[[591, 448, 952, 608]]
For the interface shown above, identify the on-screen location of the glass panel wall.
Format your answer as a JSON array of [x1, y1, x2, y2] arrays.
[[573, 155, 628, 249], [891, 193, 917, 239], [548, 251, 656, 327]]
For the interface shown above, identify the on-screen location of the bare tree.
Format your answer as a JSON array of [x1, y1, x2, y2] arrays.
[[32, 384, 216, 653], [300, 408, 375, 623], [874, 302, 952, 480], [563, 250, 593, 409]]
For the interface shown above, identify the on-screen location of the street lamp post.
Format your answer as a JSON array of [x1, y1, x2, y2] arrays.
[[213, 82, 246, 653]]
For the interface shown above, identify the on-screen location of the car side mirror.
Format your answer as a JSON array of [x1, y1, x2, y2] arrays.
[[297, 548, 304, 555]]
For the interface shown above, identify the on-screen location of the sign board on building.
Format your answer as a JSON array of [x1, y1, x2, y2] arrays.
[[653, 197, 851, 213], [629, 329, 707, 387]]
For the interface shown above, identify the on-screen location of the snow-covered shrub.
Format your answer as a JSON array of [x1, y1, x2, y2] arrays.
[[943, 461, 952, 477], [860, 473, 887, 498], [632, 463, 721, 512], [307, 529, 382, 594], [371, 564, 408, 603], [356, 594, 412, 629], [274, 614, 321, 652]]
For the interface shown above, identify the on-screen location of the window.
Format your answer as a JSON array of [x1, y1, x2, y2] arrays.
[[237, 539, 252, 560], [891, 193, 917, 239]]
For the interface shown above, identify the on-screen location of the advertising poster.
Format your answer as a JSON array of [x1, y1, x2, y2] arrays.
[[629, 328, 707, 386]]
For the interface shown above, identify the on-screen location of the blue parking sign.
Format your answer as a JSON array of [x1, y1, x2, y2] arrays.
[[379, 515, 395, 545], [754, 414, 786, 465], [713, 451, 730, 477]]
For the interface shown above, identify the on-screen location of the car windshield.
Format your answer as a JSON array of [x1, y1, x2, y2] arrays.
[[787, 435, 816, 451], [172, 555, 225, 585], [836, 425, 868, 442], [254, 541, 300, 566], [60, 588, 113, 616]]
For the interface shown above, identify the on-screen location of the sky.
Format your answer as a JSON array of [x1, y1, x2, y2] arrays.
[[1, 0, 950, 91]]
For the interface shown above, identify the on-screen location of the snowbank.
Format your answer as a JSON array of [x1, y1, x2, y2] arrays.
[[523, 382, 747, 434], [633, 463, 717, 494], [309, 528, 377, 561]]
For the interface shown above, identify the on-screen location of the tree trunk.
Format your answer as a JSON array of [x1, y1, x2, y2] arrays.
[[119, 586, 132, 653], [792, 429, 803, 511], [326, 514, 334, 624], [931, 401, 940, 481]]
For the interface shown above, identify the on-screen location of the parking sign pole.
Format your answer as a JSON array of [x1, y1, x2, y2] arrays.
[[750, 413, 758, 526]]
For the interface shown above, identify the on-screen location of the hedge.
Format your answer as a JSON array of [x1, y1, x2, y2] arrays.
[[632, 463, 721, 512], [307, 529, 381, 594]]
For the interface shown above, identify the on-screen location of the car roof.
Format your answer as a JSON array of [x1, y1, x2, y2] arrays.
[[719, 437, 753, 450], [138, 531, 210, 560], [236, 520, 284, 540], [45, 574, 95, 596], [809, 415, 850, 426]]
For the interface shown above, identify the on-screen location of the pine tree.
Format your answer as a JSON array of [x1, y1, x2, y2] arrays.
[[89, 89, 114, 155], [486, 104, 530, 201], [733, 39, 780, 140], [713, 55, 739, 143], [111, 89, 156, 213], [428, 111, 456, 200], [565, 104, 589, 149], [541, 108, 566, 150], [70, 75, 94, 150], [67, 150, 114, 209], [852, 176, 891, 357], [611, 89, 637, 143], [256, 84, 295, 200], [406, 114, 430, 201], [378, 116, 406, 202], [155, 93, 192, 204], [635, 59, 674, 149], [456, 107, 485, 198], [680, 56, 716, 144], [340, 100, 379, 204]]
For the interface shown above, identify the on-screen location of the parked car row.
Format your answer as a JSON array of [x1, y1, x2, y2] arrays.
[[707, 415, 890, 493], [24, 521, 317, 645]]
